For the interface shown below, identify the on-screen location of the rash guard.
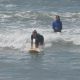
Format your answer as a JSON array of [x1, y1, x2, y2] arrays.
[[52, 20, 62, 32]]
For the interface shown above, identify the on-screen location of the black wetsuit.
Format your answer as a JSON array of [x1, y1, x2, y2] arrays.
[[31, 33, 44, 48]]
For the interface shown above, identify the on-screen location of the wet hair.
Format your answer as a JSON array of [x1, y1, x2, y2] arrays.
[[33, 30, 37, 33], [56, 15, 60, 20]]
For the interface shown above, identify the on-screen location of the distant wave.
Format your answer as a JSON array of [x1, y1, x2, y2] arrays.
[[0, 11, 80, 28], [0, 11, 80, 19]]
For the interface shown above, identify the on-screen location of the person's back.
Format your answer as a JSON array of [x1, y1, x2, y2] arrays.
[[52, 15, 62, 32], [31, 33, 43, 41]]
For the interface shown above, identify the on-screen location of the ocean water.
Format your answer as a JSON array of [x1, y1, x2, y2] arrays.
[[0, 0, 80, 80]]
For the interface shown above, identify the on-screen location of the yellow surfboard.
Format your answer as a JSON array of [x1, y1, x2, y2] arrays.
[[29, 48, 40, 53]]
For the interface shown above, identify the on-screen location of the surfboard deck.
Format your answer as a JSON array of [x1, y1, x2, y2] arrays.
[[29, 48, 40, 53]]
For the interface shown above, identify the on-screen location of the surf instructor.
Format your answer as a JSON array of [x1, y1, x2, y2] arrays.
[[52, 15, 62, 32], [31, 30, 44, 48]]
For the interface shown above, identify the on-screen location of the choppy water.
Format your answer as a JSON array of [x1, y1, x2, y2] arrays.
[[0, 0, 80, 80]]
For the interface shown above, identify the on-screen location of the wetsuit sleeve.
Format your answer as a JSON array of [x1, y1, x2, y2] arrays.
[[31, 35, 33, 48]]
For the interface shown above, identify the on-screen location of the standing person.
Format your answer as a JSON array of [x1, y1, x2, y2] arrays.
[[52, 15, 62, 32], [31, 30, 44, 48]]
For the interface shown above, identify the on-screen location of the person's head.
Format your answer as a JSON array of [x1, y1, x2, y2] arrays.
[[55, 15, 60, 20], [32, 30, 37, 37]]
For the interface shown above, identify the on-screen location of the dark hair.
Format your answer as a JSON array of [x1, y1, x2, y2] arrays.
[[33, 30, 37, 33], [56, 15, 60, 20]]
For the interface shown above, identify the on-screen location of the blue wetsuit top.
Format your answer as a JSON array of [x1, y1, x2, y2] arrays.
[[52, 20, 62, 31]]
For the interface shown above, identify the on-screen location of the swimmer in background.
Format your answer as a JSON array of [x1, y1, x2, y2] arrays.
[[52, 15, 62, 32]]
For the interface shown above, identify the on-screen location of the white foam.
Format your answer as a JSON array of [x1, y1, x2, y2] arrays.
[[0, 27, 80, 51], [0, 11, 80, 50]]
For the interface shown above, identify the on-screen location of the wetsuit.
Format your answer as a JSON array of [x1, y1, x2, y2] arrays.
[[31, 33, 44, 48], [52, 20, 62, 32]]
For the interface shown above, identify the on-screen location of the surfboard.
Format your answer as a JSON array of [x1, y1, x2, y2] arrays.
[[29, 48, 40, 53]]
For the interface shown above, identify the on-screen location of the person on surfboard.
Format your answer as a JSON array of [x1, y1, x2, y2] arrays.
[[52, 15, 62, 32], [31, 30, 44, 48]]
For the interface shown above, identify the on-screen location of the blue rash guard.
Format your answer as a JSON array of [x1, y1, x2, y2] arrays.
[[52, 20, 62, 32]]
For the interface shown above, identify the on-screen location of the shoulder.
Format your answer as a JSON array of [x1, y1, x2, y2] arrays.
[[37, 33, 40, 36], [52, 20, 56, 23], [53, 20, 57, 24], [37, 33, 42, 37], [52, 21, 57, 26]]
